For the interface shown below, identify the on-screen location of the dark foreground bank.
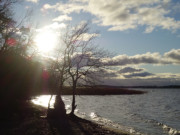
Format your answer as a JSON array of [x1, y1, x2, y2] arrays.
[[0, 101, 131, 135]]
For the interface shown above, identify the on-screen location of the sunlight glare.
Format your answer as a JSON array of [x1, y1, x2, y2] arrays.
[[35, 30, 58, 53], [31, 95, 55, 108]]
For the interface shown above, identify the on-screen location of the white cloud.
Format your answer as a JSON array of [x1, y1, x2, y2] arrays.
[[71, 21, 101, 41], [26, 0, 38, 3], [41, 0, 180, 33], [44, 22, 66, 30], [53, 15, 72, 22], [80, 33, 100, 41], [145, 26, 155, 33], [41, 4, 52, 10], [35, 22, 66, 34], [41, 3, 84, 14]]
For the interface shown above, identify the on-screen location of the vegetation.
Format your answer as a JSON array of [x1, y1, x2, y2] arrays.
[[0, 0, 44, 118]]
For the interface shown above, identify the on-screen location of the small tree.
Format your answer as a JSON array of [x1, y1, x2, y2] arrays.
[[61, 22, 108, 115], [47, 33, 69, 120], [47, 22, 109, 119]]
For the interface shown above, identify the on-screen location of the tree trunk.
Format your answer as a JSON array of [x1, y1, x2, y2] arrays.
[[70, 82, 77, 116], [48, 94, 53, 109]]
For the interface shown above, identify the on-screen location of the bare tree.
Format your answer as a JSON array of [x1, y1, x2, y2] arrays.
[[46, 34, 69, 120], [47, 22, 109, 119], [61, 22, 109, 115]]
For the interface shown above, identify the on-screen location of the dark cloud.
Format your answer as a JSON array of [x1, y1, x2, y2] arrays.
[[123, 72, 154, 78], [164, 49, 180, 62], [105, 72, 118, 77], [102, 49, 180, 66], [102, 52, 170, 66], [118, 67, 143, 73], [97, 69, 118, 78]]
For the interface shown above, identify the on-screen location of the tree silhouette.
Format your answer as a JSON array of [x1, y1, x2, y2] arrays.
[[56, 22, 109, 115], [0, 0, 44, 116], [0, 0, 17, 33]]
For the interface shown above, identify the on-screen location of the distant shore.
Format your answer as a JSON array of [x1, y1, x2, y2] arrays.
[[60, 86, 146, 95], [98, 85, 180, 89], [39, 85, 180, 96], [0, 101, 132, 135]]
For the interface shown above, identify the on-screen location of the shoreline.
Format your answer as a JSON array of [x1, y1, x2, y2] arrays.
[[62, 87, 146, 95], [0, 101, 132, 135]]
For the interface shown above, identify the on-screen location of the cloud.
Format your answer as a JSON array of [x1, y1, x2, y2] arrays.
[[164, 49, 180, 63], [35, 22, 67, 39], [123, 72, 154, 78], [102, 52, 170, 66], [41, 0, 180, 32], [118, 67, 144, 73], [172, 2, 180, 14], [80, 33, 100, 41], [101, 69, 119, 77], [103, 77, 180, 86], [72, 21, 101, 41], [101, 49, 180, 66], [41, 4, 52, 12], [26, 0, 38, 3], [41, 3, 84, 14], [36, 22, 66, 32], [117, 67, 154, 79], [53, 15, 72, 22], [102, 73, 180, 86]]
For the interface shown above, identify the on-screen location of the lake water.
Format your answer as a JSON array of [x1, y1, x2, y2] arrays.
[[32, 88, 180, 135]]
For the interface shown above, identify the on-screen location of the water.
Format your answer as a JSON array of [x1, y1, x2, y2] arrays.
[[32, 88, 180, 135]]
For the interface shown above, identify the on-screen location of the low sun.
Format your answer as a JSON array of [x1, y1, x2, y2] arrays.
[[35, 30, 58, 53]]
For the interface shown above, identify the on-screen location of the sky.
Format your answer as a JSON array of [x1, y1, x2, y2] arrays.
[[14, 0, 180, 86]]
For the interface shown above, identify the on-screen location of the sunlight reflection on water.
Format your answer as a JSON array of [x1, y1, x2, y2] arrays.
[[31, 95, 72, 113], [31, 95, 55, 108]]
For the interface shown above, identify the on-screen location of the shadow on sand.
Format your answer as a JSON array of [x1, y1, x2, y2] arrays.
[[47, 115, 92, 135]]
